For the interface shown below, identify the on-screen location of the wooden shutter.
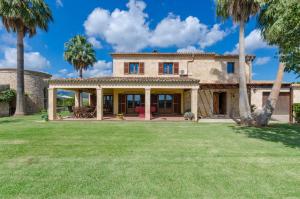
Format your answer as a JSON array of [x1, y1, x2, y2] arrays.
[[119, 94, 126, 114], [151, 94, 158, 113], [139, 62, 144, 75], [158, 63, 164, 75], [174, 62, 179, 75], [124, 62, 129, 75], [173, 94, 181, 114]]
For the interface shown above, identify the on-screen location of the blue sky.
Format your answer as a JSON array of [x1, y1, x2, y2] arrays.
[[0, 0, 298, 82]]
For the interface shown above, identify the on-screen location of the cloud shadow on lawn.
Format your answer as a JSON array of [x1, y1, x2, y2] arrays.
[[232, 124, 300, 149]]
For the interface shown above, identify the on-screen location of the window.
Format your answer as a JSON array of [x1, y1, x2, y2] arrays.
[[163, 63, 173, 74], [227, 62, 235, 74], [129, 63, 139, 74]]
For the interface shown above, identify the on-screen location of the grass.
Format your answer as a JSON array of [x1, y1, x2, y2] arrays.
[[0, 115, 299, 198]]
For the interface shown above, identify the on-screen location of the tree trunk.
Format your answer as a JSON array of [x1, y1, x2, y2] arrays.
[[253, 63, 285, 126], [79, 68, 83, 78], [238, 21, 252, 125], [14, 29, 25, 116]]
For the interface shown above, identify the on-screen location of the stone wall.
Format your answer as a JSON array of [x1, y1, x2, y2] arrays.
[[0, 102, 9, 117], [0, 69, 51, 114], [183, 89, 239, 118], [113, 55, 252, 84], [293, 86, 300, 103], [250, 87, 290, 109]]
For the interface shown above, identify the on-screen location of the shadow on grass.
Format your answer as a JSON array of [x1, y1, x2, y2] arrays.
[[0, 119, 23, 124], [232, 124, 300, 148]]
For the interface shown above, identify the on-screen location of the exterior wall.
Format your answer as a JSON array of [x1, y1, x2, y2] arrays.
[[0, 102, 9, 117], [250, 87, 290, 109], [0, 69, 51, 114], [293, 87, 300, 103], [189, 59, 251, 83], [113, 56, 252, 84], [184, 89, 239, 118]]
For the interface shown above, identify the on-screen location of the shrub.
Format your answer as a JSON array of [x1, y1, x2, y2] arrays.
[[293, 103, 300, 123], [0, 89, 16, 103], [40, 109, 49, 122], [184, 112, 194, 121]]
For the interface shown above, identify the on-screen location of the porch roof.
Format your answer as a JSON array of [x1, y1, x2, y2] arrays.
[[49, 77, 200, 84], [200, 82, 292, 89]]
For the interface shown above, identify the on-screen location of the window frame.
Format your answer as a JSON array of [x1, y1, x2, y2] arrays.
[[163, 63, 174, 75], [129, 63, 140, 74], [227, 62, 235, 74]]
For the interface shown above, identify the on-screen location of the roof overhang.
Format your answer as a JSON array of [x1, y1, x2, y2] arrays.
[[111, 52, 256, 62]]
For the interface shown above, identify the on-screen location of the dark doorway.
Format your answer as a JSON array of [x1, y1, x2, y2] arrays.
[[154, 94, 181, 115], [103, 95, 113, 114], [213, 92, 227, 115], [118, 94, 145, 115]]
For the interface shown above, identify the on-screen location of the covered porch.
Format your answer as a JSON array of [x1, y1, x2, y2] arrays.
[[48, 77, 200, 121]]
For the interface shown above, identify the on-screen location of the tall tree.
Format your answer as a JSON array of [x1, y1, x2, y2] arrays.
[[216, 0, 260, 125], [0, 0, 53, 116], [64, 35, 97, 78], [253, 0, 300, 126]]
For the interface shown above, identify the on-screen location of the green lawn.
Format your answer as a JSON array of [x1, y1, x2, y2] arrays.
[[0, 115, 299, 199]]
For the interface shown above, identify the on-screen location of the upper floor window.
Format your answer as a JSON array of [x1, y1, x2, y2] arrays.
[[159, 62, 179, 75], [227, 62, 235, 74], [129, 63, 139, 74], [124, 62, 144, 75], [163, 63, 173, 74]]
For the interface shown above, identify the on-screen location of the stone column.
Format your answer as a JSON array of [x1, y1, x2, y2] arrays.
[[88, 94, 92, 106], [113, 90, 119, 115], [145, 88, 151, 120], [48, 88, 57, 121], [191, 88, 199, 121], [75, 91, 80, 107], [96, 88, 103, 120]]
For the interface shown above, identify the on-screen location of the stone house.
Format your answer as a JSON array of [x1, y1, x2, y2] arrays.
[[48, 52, 300, 122], [0, 68, 52, 115]]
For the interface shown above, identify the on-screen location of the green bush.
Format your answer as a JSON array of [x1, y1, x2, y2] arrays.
[[293, 103, 300, 123], [0, 89, 16, 103]]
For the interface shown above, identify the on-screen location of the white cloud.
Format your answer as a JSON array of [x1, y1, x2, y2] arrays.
[[0, 47, 50, 70], [199, 24, 228, 49], [54, 61, 112, 79], [88, 37, 102, 49], [150, 15, 205, 48], [56, 0, 63, 7], [177, 46, 203, 53], [58, 68, 68, 75], [84, 0, 150, 52], [83, 61, 112, 77], [254, 56, 271, 65], [84, 0, 229, 52], [227, 29, 272, 54]]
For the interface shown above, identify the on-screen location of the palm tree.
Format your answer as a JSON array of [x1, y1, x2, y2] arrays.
[[0, 0, 53, 116], [216, 0, 260, 125], [253, 0, 299, 126], [64, 35, 97, 78]]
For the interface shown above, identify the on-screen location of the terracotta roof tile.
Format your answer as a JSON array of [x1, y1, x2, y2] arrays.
[[49, 77, 200, 84]]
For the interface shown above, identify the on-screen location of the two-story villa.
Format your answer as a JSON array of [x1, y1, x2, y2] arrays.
[[48, 52, 300, 122]]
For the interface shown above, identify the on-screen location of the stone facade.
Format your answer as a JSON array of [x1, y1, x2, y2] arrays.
[[112, 53, 253, 83], [0, 69, 52, 114], [0, 102, 9, 117], [48, 52, 299, 122]]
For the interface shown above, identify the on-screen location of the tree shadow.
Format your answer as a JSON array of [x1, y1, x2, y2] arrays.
[[0, 119, 23, 124], [232, 124, 300, 148]]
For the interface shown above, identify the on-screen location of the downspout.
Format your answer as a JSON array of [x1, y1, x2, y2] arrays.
[[186, 53, 195, 77]]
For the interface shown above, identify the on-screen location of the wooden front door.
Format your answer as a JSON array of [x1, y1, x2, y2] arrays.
[[213, 92, 227, 115]]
